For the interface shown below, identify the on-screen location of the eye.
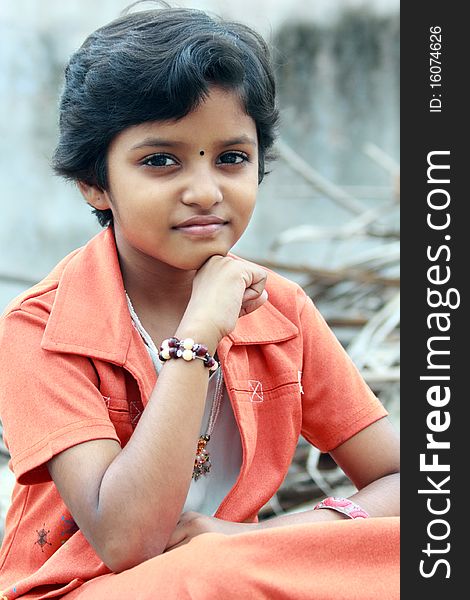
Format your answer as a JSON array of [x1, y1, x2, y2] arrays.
[[141, 153, 178, 168], [217, 151, 249, 165]]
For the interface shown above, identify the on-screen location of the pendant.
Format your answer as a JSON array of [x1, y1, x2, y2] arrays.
[[193, 434, 212, 481]]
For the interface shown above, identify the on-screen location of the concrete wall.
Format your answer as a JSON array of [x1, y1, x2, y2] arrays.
[[0, 0, 399, 307]]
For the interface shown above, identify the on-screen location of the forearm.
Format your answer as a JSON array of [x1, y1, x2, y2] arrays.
[[256, 472, 400, 530], [349, 471, 400, 516], [162, 421, 400, 549], [95, 328, 219, 570]]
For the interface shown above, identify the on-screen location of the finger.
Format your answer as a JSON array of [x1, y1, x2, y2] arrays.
[[177, 511, 199, 524], [241, 285, 265, 304], [164, 537, 190, 553], [241, 270, 267, 303], [165, 524, 187, 550], [240, 289, 268, 316], [241, 264, 267, 294]]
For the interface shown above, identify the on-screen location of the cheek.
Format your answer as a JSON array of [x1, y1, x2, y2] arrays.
[[113, 192, 167, 227], [239, 189, 257, 221], [231, 175, 258, 214]]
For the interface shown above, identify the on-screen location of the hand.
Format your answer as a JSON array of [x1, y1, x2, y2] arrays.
[[164, 511, 256, 552], [177, 256, 268, 349]]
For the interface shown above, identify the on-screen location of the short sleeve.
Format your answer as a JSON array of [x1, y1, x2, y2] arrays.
[[0, 308, 120, 485], [299, 294, 388, 452]]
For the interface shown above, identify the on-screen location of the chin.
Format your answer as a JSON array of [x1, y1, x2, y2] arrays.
[[179, 247, 231, 271]]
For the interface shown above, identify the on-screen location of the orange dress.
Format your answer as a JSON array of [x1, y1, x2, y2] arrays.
[[0, 228, 397, 599]]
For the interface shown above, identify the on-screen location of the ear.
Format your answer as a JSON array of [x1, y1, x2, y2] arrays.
[[77, 181, 111, 211]]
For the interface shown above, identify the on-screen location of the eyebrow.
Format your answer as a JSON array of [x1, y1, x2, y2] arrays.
[[222, 135, 258, 147], [130, 135, 257, 151]]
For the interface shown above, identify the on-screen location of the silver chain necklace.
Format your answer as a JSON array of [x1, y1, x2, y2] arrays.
[[125, 292, 224, 480]]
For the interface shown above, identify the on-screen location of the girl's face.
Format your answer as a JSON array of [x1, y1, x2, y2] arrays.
[[89, 87, 259, 272]]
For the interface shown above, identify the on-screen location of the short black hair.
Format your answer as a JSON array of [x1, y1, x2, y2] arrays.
[[52, 2, 280, 227]]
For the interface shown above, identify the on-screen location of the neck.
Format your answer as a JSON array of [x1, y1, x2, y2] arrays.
[[115, 235, 195, 317]]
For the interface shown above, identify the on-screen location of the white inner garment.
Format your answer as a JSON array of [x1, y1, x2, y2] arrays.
[[126, 295, 242, 516], [182, 369, 243, 516]]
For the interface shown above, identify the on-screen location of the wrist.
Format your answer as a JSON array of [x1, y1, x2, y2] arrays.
[[257, 507, 346, 530], [313, 497, 370, 520], [174, 322, 221, 356], [159, 337, 218, 371]]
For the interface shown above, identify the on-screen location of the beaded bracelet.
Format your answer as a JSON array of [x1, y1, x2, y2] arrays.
[[159, 337, 219, 372], [313, 497, 369, 519]]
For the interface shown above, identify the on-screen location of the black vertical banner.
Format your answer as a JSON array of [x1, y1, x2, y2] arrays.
[[401, 3, 466, 597]]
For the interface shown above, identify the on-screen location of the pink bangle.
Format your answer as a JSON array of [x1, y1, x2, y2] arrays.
[[313, 497, 369, 519]]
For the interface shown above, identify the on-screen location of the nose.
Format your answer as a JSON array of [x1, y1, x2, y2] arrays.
[[180, 168, 223, 209]]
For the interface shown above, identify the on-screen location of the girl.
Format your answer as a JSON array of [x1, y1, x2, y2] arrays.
[[0, 3, 400, 599]]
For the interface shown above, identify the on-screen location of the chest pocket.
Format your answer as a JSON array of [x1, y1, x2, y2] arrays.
[[228, 369, 302, 442], [230, 369, 301, 404]]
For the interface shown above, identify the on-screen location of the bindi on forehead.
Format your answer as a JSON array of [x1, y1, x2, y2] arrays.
[[199, 150, 205, 156]]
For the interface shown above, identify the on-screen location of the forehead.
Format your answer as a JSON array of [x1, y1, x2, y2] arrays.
[[111, 87, 258, 152]]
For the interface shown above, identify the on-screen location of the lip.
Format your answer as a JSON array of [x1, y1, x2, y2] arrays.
[[173, 222, 227, 237], [172, 215, 229, 238], [173, 215, 228, 228]]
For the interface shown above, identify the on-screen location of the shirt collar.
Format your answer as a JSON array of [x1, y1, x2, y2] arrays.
[[41, 228, 133, 364]]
